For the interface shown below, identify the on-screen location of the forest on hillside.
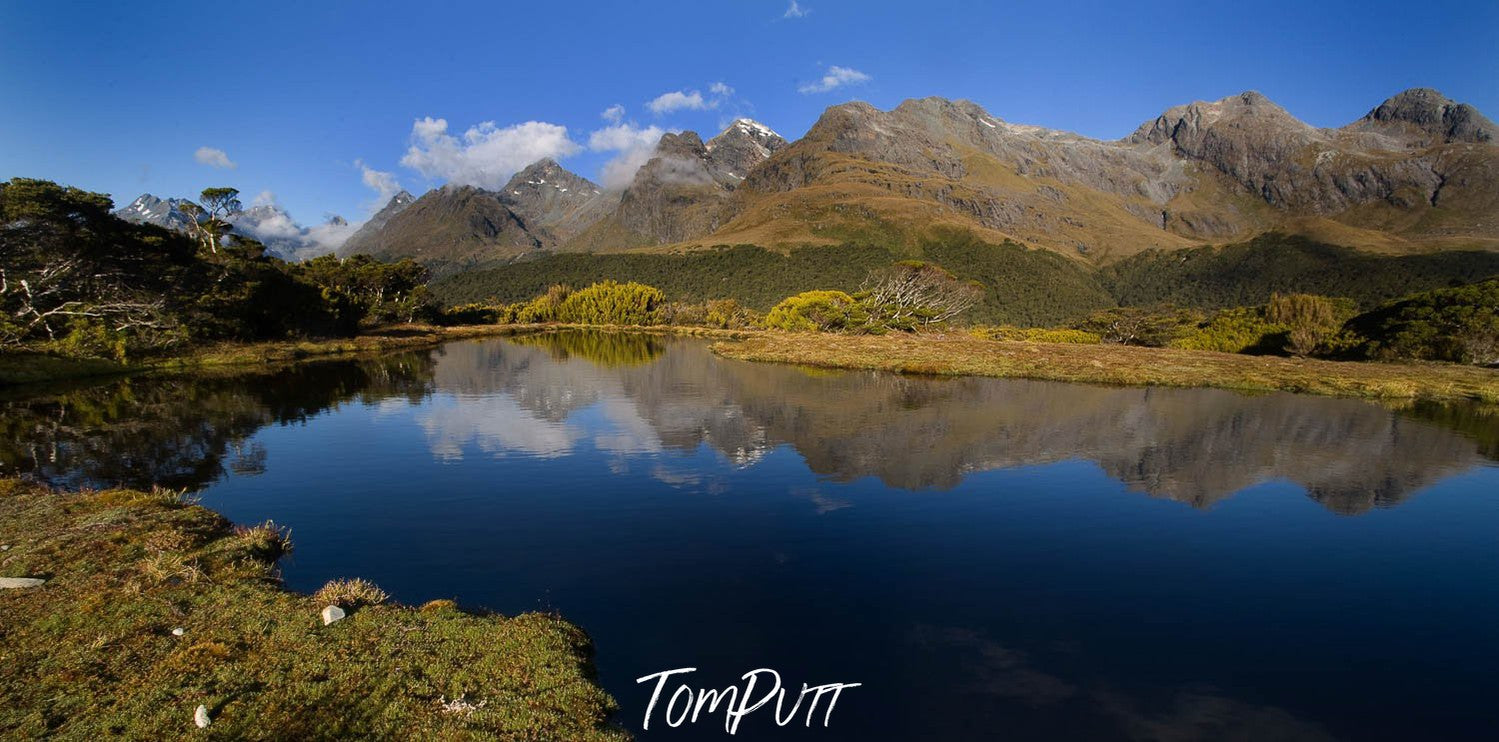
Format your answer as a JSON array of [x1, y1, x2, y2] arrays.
[[433, 234, 1499, 327]]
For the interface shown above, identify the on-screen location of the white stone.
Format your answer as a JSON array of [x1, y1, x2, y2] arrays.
[[1, 544, 10, 551], [321, 605, 346, 625], [0, 577, 46, 589], [172, 628, 185, 637], [194, 705, 211, 728]]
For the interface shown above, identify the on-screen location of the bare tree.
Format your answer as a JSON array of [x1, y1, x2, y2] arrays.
[[859, 262, 982, 330]]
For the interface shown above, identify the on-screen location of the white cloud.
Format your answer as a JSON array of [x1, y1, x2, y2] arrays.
[[784, 1, 810, 19], [251, 190, 277, 207], [588, 122, 668, 189], [399, 116, 580, 189], [194, 146, 236, 169], [600, 104, 626, 123], [355, 159, 403, 203], [709, 81, 734, 97], [305, 218, 359, 253], [798, 65, 871, 94], [647, 90, 711, 115]]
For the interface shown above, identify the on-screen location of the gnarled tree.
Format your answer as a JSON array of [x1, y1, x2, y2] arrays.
[[858, 261, 982, 331]]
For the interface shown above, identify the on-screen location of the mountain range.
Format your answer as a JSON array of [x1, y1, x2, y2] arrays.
[[118, 88, 1497, 287], [338, 88, 1496, 275]]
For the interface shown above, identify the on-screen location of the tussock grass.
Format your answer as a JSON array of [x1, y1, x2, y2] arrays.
[[712, 331, 1499, 405], [0, 479, 625, 739], [312, 578, 389, 610]]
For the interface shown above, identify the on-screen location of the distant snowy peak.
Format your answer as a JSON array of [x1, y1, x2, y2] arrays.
[[707, 118, 786, 152], [703, 118, 789, 182], [114, 192, 346, 261], [115, 193, 194, 230], [731, 118, 782, 142]]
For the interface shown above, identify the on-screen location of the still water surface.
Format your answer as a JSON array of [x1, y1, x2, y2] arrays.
[[3, 331, 1497, 740]]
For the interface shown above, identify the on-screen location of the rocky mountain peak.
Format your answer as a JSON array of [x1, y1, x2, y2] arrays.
[[115, 193, 194, 230], [503, 158, 600, 196], [1354, 88, 1494, 144], [1127, 90, 1309, 147], [655, 131, 708, 159], [705, 119, 789, 180]]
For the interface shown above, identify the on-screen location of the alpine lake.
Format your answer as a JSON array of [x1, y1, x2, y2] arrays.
[[4, 330, 1496, 740]]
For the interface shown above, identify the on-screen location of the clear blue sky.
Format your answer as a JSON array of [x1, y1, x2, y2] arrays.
[[3, 0, 1495, 227]]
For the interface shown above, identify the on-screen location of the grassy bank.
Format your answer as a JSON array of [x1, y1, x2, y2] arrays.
[[0, 325, 503, 386], [11, 322, 1496, 406], [712, 332, 1499, 405], [0, 324, 762, 387], [0, 478, 625, 739]]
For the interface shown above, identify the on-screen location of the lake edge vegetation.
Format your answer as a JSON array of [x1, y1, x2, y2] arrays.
[[3, 177, 1496, 398], [0, 477, 626, 739]]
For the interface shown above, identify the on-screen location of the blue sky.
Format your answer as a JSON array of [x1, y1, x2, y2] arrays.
[[2, 0, 1495, 229]]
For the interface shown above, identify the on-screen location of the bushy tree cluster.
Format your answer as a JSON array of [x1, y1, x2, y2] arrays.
[[1, 178, 436, 360], [299, 254, 433, 328], [1348, 279, 1499, 365]]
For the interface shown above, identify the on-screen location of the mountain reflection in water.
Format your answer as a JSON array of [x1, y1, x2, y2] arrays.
[[3, 330, 1494, 515]]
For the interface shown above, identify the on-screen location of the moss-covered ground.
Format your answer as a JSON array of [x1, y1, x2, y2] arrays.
[[0, 479, 625, 740]]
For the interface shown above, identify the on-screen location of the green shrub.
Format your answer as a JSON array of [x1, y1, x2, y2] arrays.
[[51, 319, 132, 362], [439, 303, 504, 325], [764, 291, 866, 332], [555, 281, 666, 326], [1348, 279, 1499, 365]]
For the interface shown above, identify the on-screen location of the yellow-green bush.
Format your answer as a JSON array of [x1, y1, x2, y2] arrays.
[[763, 291, 866, 332], [973, 326, 1102, 344], [1172, 307, 1286, 353], [514, 284, 573, 323], [555, 280, 666, 326]]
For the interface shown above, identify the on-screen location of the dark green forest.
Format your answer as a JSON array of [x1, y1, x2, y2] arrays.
[[435, 234, 1499, 326], [433, 238, 1116, 326], [1102, 235, 1499, 310]]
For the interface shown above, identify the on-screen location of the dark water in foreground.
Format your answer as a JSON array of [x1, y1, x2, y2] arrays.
[[4, 331, 1497, 740]]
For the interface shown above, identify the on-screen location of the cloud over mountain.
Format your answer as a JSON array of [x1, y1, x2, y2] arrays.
[[399, 117, 580, 189], [356, 159, 403, 204], [589, 122, 669, 189]]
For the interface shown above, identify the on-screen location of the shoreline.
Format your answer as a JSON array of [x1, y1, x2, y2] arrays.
[[0, 324, 756, 387], [709, 331, 1499, 406], [0, 477, 627, 738], [4, 323, 1495, 407]]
